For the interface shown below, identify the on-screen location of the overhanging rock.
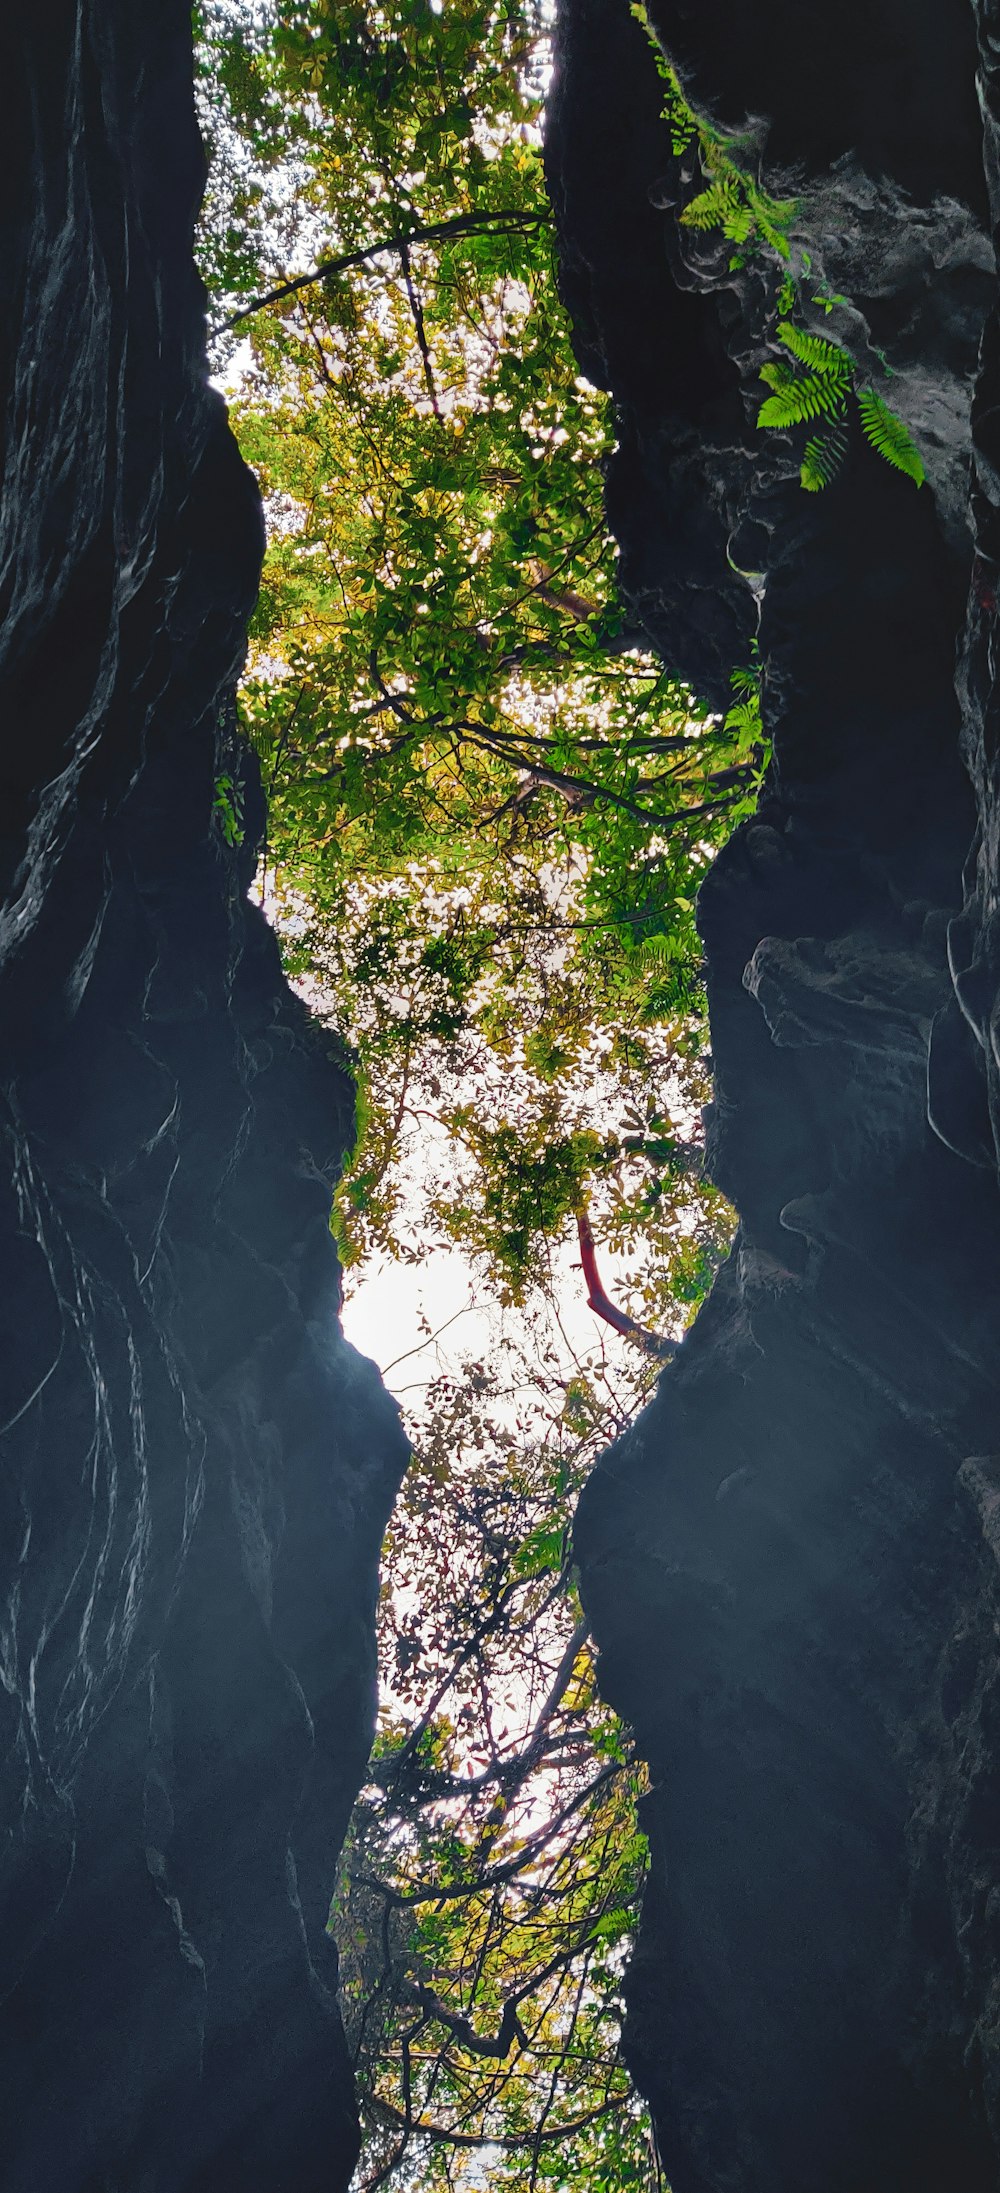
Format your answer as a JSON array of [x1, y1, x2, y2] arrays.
[[549, 0, 1000, 2184], [0, 9, 408, 2188]]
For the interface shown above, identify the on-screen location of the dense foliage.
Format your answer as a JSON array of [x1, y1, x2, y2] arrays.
[[195, 3, 756, 2183], [198, 0, 758, 1294]]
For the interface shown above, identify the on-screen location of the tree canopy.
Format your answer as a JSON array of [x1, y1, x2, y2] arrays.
[[196, 3, 758, 2183], [198, 0, 758, 1294]]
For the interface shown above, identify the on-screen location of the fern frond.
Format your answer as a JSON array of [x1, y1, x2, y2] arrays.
[[637, 933, 680, 968], [800, 424, 848, 492], [630, 3, 698, 149], [723, 203, 754, 242], [775, 320, 852, 378], [747, 188, 797, 258], [856, 392, 925, 486], [758, 373, 849, 428], [758, 360, 796, 392], [680, 180, 743, 231], [723, 699, 760, 747]]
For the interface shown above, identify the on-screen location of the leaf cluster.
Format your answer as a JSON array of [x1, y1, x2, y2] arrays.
[[758, 324, 925, 490], [630, 4, 926, 494]]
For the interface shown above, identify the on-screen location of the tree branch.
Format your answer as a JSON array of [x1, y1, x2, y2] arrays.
[[401, 1983, 529, 2060], [466, 732, 747, 834], [211, 208, 552, 336], [367, 2088, 628, 2152], [398, 235, 441, 417], [576, 1206, 676, 1356], [355, 1761, 619, 1907]]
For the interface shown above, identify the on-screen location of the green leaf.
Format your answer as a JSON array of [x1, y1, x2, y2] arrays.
[[680, 180, 751, 241], [588, 1906, 634, 1942], [758, 360, 797, 393], [857, 390, 925, 486], [775, 319, 852, 377], [800, 423, 848, 492], [757, 371, 849, 428], [513, 1523, 566, 1578]]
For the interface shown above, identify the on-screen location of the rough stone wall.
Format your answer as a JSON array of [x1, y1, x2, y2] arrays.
[[548, 1, 1000, 2186], [0, 8, 408, 2189]]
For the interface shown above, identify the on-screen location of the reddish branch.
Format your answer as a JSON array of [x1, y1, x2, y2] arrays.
[[576, 1205, 675, 1356]]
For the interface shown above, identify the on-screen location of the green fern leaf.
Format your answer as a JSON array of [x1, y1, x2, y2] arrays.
[[856, 391, 925, 486], [758, 372, 849, 428], [800, 424, 848, 491], [723, 202, 754, 242], [775, 320, 852, 379], [747, 189, 797, 258], [637, 933, 680, 968], [759, 361, 796, 393], [680, 181, 741, 231], [723, 699, 760, 748]]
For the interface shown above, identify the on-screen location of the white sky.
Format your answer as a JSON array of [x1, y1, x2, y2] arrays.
[[341, 1227, 637, 1401]]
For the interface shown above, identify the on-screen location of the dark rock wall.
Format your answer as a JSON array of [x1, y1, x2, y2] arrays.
[[549, 1, 1000, 2187], [0, 7, 407, 2189]]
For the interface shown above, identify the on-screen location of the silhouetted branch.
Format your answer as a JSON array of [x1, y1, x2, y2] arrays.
[[211, 207, 552, 335]]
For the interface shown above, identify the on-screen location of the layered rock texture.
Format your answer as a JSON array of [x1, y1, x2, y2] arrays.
[[550, 0, 1000, 2186], [0, 8, 407, 2188], [9, 0, 1000, 2184]]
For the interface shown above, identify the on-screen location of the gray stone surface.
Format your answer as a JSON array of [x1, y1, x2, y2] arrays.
[[0, 8, 408, 2188], [548, 0, 1000, 2184]]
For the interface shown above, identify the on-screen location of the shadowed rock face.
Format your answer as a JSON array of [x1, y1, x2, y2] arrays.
[[0, 8, 408, 2189], [548, 0, 1000, 2186]]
